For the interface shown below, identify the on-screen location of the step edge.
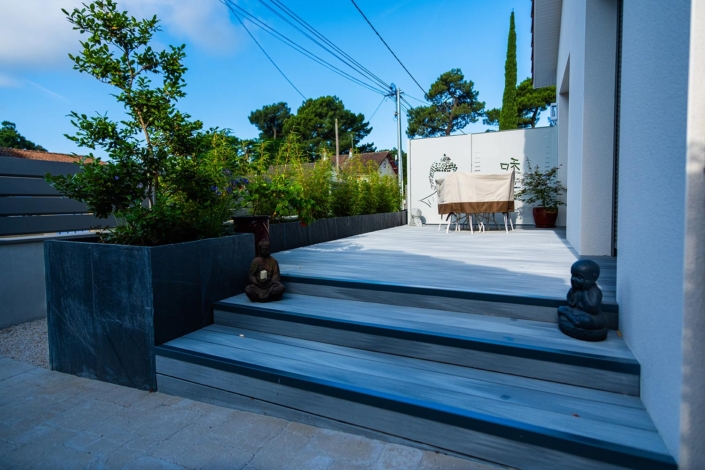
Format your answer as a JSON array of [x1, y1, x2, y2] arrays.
[[155, 345, 674, 470], [213, 303, 639, 375], [280, 274, 620, 314]]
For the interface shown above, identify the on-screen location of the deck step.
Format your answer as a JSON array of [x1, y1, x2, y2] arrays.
[[155, 325, 675, 470], [281, 273, 620, 330], [214, 294, 638, 395]]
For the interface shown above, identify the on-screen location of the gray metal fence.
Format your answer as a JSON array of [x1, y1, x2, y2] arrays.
[[0, 156, 114, 328], [0, 157, 115, 236]]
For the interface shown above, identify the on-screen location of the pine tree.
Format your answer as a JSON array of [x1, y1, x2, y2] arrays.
[[499, 11, 518, 131]]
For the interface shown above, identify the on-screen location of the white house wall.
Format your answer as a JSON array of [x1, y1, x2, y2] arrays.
[[556, 0, 617, 256], [680, 1, 705, 466], [407, 128, 558, 225], [618, 0, 691, 459]]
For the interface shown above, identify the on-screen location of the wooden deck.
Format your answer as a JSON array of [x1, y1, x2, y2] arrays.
[[275, 225, 617, 303]]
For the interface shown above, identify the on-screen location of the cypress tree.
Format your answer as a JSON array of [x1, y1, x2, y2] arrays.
[[499, 11, 518, 130]]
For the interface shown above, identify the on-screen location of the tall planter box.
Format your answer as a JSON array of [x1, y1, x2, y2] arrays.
[[45, 234, 254, 391], [269, 211, 407, 253]]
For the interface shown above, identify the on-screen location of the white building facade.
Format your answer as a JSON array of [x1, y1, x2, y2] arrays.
[[533, 0, 705, 466]]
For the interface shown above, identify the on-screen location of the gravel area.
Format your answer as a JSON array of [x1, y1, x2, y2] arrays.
[[0, 318, 49, 369]]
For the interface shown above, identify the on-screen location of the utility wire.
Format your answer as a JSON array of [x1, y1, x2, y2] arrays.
[[404, 93, 427, 104], [367, 96, 387, 121], [220, 0, 306, 100], [350, 0, 428, 99], [224, 0, 387, 96], [267, 0, 390, 90]]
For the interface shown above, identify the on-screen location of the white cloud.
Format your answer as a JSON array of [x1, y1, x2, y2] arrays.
[[0, 0, 239, 69]]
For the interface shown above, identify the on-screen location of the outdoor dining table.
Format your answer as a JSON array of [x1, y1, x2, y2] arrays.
[[435, 171, 515, 233]]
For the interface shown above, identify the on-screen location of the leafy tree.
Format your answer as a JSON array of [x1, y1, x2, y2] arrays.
[[283, 96, 372, 158], [499, 11, 517, 130], [484, 78, 556, 129], [47, 0, 241, 245], [248, 102, 291, 140], [406, 69, 485, 137], [516, 78, 556, 128], [0, 121, 47, 151]]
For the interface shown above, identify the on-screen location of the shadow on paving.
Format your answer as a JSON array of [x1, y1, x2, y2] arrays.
[[0, 356, 504, 470]]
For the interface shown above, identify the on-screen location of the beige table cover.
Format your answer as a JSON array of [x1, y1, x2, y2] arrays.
[[435, 171, 515, 214]]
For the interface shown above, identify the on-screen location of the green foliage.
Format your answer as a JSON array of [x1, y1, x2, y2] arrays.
[[248, 102, 291, 140], [486, 79, 556, 129], [516, 78, 556, 128], [0, 121, 47, 151], [482, 108, 501, 127], [499, 11, 518, 131], [406, 69, 485, 138], [46, 0, 241, 245], [330, 154, 401, 217], [284, 96, 372, 159], [515, 160, 566, 211]]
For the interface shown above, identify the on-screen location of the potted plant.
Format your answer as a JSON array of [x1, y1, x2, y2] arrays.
[[43, 0, 254, 391], [515, 160, 566, 228]]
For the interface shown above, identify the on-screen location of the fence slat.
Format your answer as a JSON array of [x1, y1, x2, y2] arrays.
[[0, 177, 60, 196], [0, 157, 82, 178], [0, 214, 115, 236], [0, 198, 89, 216]]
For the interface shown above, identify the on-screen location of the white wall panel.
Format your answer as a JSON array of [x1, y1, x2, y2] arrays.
[[408, 127, 559, 226]]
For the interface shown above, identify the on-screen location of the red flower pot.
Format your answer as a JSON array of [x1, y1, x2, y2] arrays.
[[532, 207, 558, 228]]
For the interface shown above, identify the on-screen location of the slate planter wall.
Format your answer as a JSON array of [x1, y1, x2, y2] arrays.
[[45, 234, 254, 391], [269, 210, 407, 253]]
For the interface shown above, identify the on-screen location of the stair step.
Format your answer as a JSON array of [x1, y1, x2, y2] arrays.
[[155, 325, 675, 470], [214, 294, 638, 395], [281, 274, 620, 329]]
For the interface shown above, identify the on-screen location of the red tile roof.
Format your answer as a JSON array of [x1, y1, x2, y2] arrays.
[[334, 152, 398, 174], [0, 147, 94, 163]]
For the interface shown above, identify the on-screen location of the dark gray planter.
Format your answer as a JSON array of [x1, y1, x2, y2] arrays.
[[270, 211, 407, 253], [45, 234, 254, 391]]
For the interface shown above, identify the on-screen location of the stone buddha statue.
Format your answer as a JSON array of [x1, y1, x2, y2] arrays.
[[245, 240, 285, 303], [557, 260, 607, 341]]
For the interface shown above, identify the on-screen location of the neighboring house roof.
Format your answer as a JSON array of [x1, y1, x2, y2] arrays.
[[0, 147, 92, 163], [334, 152, 398, 174]]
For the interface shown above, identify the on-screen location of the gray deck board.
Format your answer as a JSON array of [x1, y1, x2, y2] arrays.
[[218, 293, 632, 359], [162, 328, 666, 454], [206, 324, 643, 409], [184, 327, 649, 430], [274, 226, 617, 303]]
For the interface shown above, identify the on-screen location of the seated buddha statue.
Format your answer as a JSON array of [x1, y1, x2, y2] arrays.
[[557, 260, 607, 342], [245, 240, 285, 302]]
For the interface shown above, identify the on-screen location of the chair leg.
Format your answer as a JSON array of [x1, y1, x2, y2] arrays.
[[504, 213, 509, 233], [469, 214, 474, 234]]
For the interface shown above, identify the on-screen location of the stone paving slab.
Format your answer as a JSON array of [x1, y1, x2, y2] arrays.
[[0, 356, 506, 470]]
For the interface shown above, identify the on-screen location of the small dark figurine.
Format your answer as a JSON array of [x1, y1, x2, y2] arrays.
[[245, 240, 285, 302], [557, 260, 607, 341]]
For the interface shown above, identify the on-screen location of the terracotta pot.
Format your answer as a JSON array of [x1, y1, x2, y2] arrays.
[[532, 207, 558, 228], [232, 215, 270, 251]]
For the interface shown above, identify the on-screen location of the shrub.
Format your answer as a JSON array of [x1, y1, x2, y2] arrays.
[[46, 0, 241, 245]]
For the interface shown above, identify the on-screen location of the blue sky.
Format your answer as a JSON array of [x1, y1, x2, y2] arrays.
[[0, 0, 539, 157]]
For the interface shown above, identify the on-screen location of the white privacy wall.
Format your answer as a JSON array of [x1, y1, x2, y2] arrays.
[[407, 127, 559, 225], [617, 0, 690, 459]]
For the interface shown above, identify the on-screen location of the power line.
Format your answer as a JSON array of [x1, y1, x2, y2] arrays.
[[267, 0, 390, 90], [350, 0, 428, 99], [223, 0, 387, 96], [404, 93, 427, 104], [220, 0, 306, 100], [368, 96, 387, 121]]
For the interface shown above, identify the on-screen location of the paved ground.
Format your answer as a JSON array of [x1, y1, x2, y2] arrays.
[[0, 356, 501, 470]]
